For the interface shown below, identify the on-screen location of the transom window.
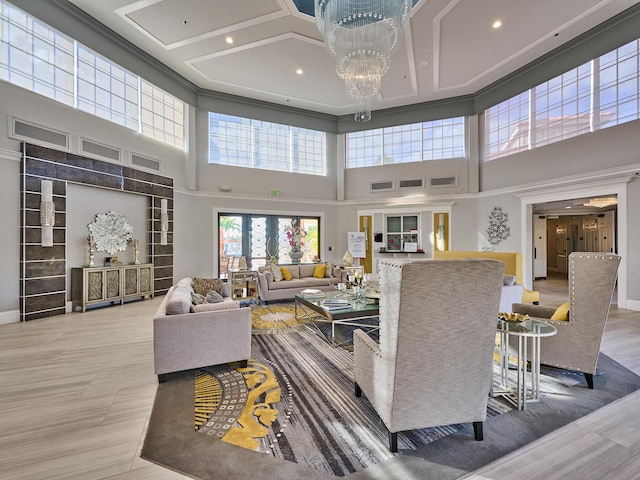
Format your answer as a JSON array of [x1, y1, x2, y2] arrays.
[[484, 38, 640, 161], [209, 113, 326, 176], [345, 117, 465, 168]]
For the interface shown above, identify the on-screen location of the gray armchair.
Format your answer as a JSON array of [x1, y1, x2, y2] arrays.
[[354, 258, 505, 452], [512, 252, 620, 388]]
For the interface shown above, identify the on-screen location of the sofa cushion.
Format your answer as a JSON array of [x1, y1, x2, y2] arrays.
[[288, 265, 301, 279], [299, 264, 316, 278], [191, 301, 239, 313], [313, 264, 326, 278], [206, 290, 224, 303], [166, 286, 193, 315], [281, 266, 293, 281], [304, 277, 336, 288], [268, 278, 307, 290], [176, 277, 193, 290], [192, 277, 223, 295], [270, 263, 284, 282], [550, 301, 570, 321]]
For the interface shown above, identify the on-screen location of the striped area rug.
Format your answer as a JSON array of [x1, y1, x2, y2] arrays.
[[204, 329, 510, 476]]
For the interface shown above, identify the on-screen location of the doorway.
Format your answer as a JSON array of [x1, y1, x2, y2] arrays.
[[520, 183, 628, 309]]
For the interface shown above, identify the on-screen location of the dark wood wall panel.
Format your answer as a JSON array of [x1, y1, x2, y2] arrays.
[[20, 143, 173, 321]]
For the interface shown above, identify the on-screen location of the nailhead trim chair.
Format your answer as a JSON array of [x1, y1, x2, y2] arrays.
[[511, 252, 620, 388], [354, 258, 505, 452]]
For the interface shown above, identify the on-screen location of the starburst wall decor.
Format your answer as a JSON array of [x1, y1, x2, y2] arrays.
[[487, 207, 510, 245]]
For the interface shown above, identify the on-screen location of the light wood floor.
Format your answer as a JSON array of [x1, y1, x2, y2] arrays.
[[0, 275, 638, 480]]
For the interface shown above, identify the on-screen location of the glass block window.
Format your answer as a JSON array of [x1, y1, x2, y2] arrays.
[[346, 117, 465, 168], [140, 79, 184, 149], [0, 1, 74, 105], [0, 0, 185, 150], [598, 39, 640, 129], [77, 45, 139, 130], [209, 112, 326, 175], [484, 38, 640, 160]]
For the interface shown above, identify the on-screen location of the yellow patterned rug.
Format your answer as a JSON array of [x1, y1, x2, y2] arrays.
[[142, 329, 640, 479], [195, 358, 290, 452], [250, 303, 303, 333]]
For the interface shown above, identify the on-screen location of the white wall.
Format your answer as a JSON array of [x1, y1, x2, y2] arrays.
[[0, 152, 20, 318]]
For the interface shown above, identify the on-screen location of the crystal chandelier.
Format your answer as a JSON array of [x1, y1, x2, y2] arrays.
[[315, 0, 412, 122]]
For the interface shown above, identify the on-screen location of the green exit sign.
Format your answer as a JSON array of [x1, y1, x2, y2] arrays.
[[269, 189, 280, 197]]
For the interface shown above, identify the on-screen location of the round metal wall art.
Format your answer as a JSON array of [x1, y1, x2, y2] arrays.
[[88, 211, 133, 255]]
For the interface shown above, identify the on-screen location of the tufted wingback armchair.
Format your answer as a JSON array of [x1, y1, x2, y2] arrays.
[[511, 252, 620, 388], [353, 258, 505, 452]]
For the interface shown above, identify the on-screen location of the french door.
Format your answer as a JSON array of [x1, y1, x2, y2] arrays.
[[218, 213, 319, 278]]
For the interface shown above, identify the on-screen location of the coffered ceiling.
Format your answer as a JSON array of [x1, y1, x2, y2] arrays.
[[61, 0, 640, 118]]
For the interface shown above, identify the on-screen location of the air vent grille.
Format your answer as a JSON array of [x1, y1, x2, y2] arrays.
[[131, 153, 161, 172], [430, 176, 458, 187], [398, 178, 424, 189], [370, 180, 395, 192], [81, 139, 120, 161], [12, 119, 68, 148]]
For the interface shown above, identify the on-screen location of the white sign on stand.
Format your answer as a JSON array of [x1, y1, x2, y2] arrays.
[[348, 231, 366, 258]]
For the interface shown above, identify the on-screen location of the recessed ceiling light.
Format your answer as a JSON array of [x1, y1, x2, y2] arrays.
[[296, 68, 303, 75], [225, 36, 233, 44], [492, 20, 503, 29]]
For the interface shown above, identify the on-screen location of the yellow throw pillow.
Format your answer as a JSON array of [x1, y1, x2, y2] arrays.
[[313, 264, 327, 278], [281, 266, 292, 281], [550, 301, 570, 321]]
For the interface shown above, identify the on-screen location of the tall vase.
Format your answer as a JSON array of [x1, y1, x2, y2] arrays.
[[289, 250, 304, 263]]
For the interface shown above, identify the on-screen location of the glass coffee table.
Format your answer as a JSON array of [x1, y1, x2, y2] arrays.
[[491, 318, 558, 410], [294, 291, 380, 346]]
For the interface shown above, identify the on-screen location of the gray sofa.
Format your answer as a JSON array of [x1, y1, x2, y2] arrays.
[[153, 278, 251, 382], [257, 263, 343, 303]]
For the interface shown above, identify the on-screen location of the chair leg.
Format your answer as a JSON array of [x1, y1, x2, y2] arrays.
[[157, 373, 167, 383], [584, 372, 594, 389], [473, 421, 483, 441], [239, 359, 248, 368], [354, 382, 361, 397], [388, 431, 398, 453]]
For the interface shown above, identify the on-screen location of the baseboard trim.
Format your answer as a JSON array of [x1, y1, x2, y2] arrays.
[[625, 299, 640, 312], [0, 309, 21, 325]]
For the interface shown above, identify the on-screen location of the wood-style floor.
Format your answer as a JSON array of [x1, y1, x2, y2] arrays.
[[0, 274, 638, 480]]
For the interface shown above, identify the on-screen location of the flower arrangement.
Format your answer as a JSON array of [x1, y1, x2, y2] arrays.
[[285, 221, 307, 253]]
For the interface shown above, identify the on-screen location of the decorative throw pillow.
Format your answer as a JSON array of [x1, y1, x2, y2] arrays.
[[192, 277, 223, 295], [220, 283, 231, 298], [191, 292, 206, 305], [281, 266, 292, 281], [325, 260, 334, 278], [550, 301, 570, 321], [205, 290, 224, 303], [313, 263, 327, 278], [270, 263, 284, 282], [503, 274, 517, 286]]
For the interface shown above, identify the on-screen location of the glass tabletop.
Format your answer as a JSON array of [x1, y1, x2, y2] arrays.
[[296, 290, 380, 314], [496, 318, 557, 337]]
